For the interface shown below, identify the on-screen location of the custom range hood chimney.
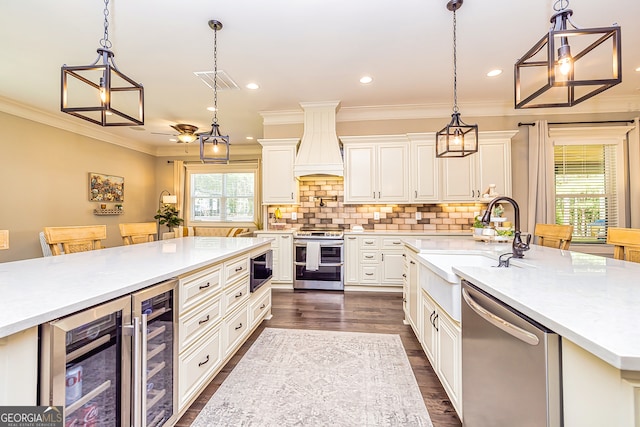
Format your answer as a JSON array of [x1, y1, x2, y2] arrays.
[[294, 101, 344, 178]]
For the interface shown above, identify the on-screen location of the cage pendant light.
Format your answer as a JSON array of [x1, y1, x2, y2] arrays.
[[436, 0, 478, 158], [61, 0, 144, 126], [515, 0, 621, 109], [200, 20, 230, 164]]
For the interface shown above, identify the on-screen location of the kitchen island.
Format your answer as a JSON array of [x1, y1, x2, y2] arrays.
[[405, 237, 640, 426], [0, 236, 272, 408]]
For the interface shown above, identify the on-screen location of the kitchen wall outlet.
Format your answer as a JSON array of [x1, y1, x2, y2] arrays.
[[374, 212, 380, 220], [415, 212, 422, 220], [291, 212, 298, 220]]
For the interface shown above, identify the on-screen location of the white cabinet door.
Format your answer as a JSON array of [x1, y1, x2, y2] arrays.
[[421, 291, 437, 365], [439, 132, 514, 202], [440, 154, 476, 201], [407, 251, 419, 333], [412, 141, 439, 202], [477, 140, 512, 199], [344, 235, 359, 284], [344, 145, 376, 203], [377, 143, 409, 202], [259, 139, 299, 204], [343, 136, 410, 204], [381, 251, 404, 284], [436, 310, 462, 412], [277, 234, 293, 283]]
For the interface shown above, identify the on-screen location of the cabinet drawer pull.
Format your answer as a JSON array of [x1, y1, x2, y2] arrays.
[[235, 291, 243, 298], [348, 237, 356, 240], [365, 272, 374, 276], [235, 266, 244, 272], [198, 354, 210, 367], [429, 311, 435, 324], [415, 190, 418, 198], [199, 282, 211, 290], [392, 241, 401, 245], [365, 255, 374, 259], [433, 314, 439, 332], [235, 323, 243, 330], [402, 273, 407, 278], [410, 260, 416, 265], [282, 235, 290, 239], [198, 315, 210, 325], [259, 303, 266, 309]]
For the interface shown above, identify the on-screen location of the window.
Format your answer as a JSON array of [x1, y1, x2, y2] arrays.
[[551, 127, 628, 243], [185, 164, 258, 226]]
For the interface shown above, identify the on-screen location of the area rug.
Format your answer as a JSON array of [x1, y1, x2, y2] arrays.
[[191, 328, 433, 427]]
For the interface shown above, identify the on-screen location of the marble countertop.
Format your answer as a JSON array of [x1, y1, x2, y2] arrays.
[[405, 237, 640, 371], [0, 237, 271, 338]]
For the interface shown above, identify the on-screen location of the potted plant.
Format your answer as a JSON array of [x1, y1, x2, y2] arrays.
[[154, 204, 184, 232], [472, 215, 485, 236]]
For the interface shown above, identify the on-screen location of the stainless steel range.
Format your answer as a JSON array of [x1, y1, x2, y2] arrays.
[[293, 228, 344, 290]]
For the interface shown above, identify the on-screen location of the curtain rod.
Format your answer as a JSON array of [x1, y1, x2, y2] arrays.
[[518, 119, 635, 127]]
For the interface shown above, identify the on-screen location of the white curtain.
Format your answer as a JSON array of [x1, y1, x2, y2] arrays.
[[173, 160, 185, 218], [527, 120, 555, 234]]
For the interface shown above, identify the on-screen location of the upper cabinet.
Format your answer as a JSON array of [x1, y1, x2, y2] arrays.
[[258, 139, 299, 204], [408, 134, 439, 203], [342, 135, 409, 204], [440, 131, 517, 202]]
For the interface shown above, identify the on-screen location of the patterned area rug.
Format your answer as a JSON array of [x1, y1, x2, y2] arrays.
[[191, 328, 433, 427]]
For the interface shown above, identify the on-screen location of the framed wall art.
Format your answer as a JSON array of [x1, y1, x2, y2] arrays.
[[89, 172, 124, 202]]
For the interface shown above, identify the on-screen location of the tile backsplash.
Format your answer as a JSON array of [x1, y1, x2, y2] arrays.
[[266, 179, 487, 231]]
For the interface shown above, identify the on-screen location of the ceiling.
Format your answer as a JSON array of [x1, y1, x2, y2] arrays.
[[1, 0, 639, 156]]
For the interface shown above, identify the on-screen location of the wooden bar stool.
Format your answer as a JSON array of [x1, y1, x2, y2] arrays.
[[607, 227, 640, 263], [43, 225, 107, 256], [534, 224, 573, 250], [119, 222, 157, 245]]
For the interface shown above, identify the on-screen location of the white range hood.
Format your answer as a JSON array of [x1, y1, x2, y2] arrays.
[[294, 101, 344, 178]]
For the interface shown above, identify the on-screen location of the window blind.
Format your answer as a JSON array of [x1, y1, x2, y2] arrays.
[[554, 144, 618, 242]]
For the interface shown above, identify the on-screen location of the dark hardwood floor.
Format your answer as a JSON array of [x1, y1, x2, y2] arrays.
[[176, 289, 462, 427]]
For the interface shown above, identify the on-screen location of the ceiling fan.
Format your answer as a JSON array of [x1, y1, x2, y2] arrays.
[[152, 123, 201, 143]]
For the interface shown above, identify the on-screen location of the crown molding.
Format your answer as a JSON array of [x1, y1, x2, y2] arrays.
[[0, 95, 155, 155], [261, 95, 640, 126]]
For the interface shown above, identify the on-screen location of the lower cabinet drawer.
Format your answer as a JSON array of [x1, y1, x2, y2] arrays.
[[178, 325, 222, 410], [250, 289, 271, 328], [179, 265, 222, 313], [361, 265, 379, 283], [224, 305, 250, 357], [224, 277, 250, 313], [179, 293, 223, 351]]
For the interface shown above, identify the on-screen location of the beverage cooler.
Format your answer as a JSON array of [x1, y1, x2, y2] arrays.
[[40, 279, 178, 427]]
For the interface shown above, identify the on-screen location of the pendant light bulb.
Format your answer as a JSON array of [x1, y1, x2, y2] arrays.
[[213, 141, 219, 153], [99, 77, 107, 103], [557, 43, 572, 76], [453, 129, 463, 146]]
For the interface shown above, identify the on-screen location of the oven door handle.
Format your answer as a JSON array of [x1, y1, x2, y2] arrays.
[[294, 241, 344, 248], [294, 262, 344, 267]]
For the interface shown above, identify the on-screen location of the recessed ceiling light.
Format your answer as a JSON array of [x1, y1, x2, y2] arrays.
[[207, 106, 217, 112], [169, 138, 178, 142], [487, 69, 503, 77], [359, 76, 373, 84], [246, 83, 259, 90], [245, 136, 254, 140], [635, 67, 640, 72]]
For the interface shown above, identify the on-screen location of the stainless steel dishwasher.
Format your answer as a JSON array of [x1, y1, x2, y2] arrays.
[[461, 280, 562, 427]]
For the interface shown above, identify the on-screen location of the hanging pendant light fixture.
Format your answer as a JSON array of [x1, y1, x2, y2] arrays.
[[200, 19, 230, 164], [61, 0, 144, 126], [515, 0, 621, 109], [436, 0, 478, 158]]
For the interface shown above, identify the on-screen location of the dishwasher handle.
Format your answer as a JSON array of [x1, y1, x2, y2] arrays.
[[462, 288, 539, 346]]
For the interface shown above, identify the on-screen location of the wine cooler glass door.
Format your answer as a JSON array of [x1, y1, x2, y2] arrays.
[[41, 295, 132, 427], [132, 279, 177, 427]]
